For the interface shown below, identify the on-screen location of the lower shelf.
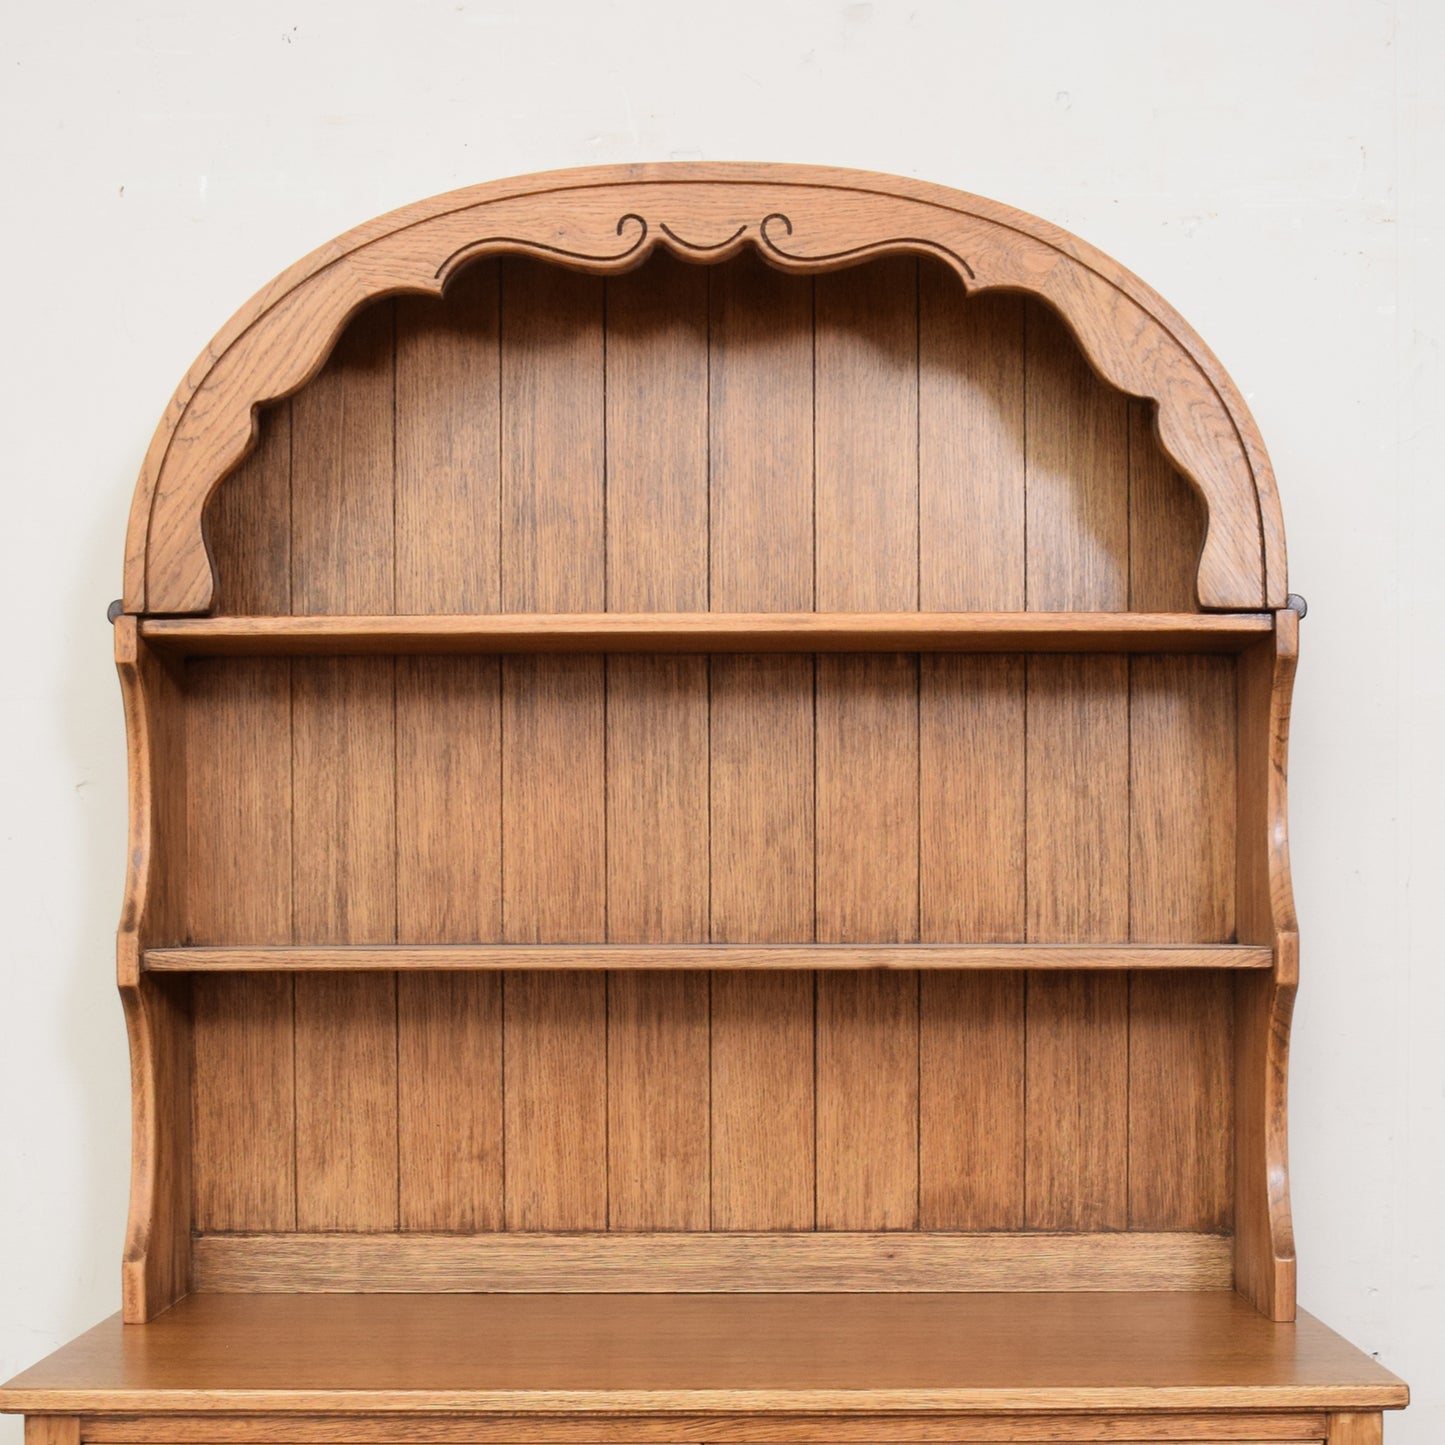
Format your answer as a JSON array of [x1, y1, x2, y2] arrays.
[[143, 943, 1275, 971], [0, 1291, 1406, 1415]]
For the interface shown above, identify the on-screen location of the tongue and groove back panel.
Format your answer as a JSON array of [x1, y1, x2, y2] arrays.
[[185, 251, 1235, 1247]]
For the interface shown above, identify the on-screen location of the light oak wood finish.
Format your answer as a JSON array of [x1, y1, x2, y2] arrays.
[[0, 1295, 1405, 1414], [190, 1231, 1234, 1293], [6, 164, 1407, 1442], [75, 1411, 1336, 1441], [125, 165, 1286, 614], [147, 943, 1275, 971], [139, 610, 1274, 656]]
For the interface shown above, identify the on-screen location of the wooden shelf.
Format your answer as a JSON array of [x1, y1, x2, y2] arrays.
[[144, 943, 1275, 972], [0, 1292, 1406, 1415], [138, 610, 1275, 658]]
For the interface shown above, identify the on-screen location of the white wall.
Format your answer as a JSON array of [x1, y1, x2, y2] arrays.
[[2, 0, 1440, 1437]]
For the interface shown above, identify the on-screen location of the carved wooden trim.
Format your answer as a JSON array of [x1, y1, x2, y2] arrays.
[[123, 163, 1286, 614]]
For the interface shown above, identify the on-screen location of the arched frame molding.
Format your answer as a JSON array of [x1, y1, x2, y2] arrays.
[[124, 162, 1287, 614]]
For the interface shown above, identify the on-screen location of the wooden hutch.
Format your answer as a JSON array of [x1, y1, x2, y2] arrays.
[[0, 164, 1406, 1444]]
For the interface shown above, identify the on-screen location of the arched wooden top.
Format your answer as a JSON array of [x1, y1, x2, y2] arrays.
[[124, 162, 1286, 614]]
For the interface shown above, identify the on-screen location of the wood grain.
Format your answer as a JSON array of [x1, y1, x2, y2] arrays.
[[1129, 397, 1206, 612], [395, 261, 501, 614], [920, 973, 1024, 1230], [605, 253, 708, 611], [607, 973, 710, 1230], [142, 610, 1276, 658], [1025, 972, 1129, 1232], [1130, 654, 1236, 943], [503, 971, 606, 1230], [1025, 302, 1129, 611], [398, 973, 502, 1232], [816, 654, 919, 943], [289, 300, 394, 615], [189, 1231, 1233, 1294], [500, 258, 604, 613], [191, 974, 294, 1232], [920, 654, 1025, 942], [710, 972, 814, 1230], [606, 655, 708, 942], [131, 166, 1284, 616], [293, 972, 397, 1232], [500, 654, 605, 941], [3, 1293, 1405, 1414], [75, 1412, 1337, 1443], [149, 942, 1273, 972], [1128, 972, 1233, 1232], [708, 252, 813, 610], [396, 656, 501, 943], [204, 398, 291, 615], [816, 971, 919, 1230], [815, 258, 918, 611], [919, 275, 1025, 610], [708, 655, 814, 942]]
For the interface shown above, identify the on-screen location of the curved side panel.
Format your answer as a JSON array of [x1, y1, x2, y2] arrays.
[[115, 619, 192, 1321], [123, 165, 1284, 615], [1234, 609, 1299, 1320]]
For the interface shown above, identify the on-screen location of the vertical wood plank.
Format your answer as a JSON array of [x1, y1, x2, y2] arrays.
[[398, 972, 502, 1231], [606, 656, 708, 943], [291, 654, 397, 1232], [185, 652, 294, 1234], [1024, 300, 1129, 610], [920, 654, 1025, 943], [1128, 398, 1206, 612], [204, 401, 291, 615], [814, 257, 919, 611], [710, 971, 814, 1230], [919, 973, 1025, 1229], [395, 261, 501, 614], [813, 259, 922, 1229], [286, 299, 399, 1233], [816, 653, 919, 943], [185, 659, 292, 945], [1024, 648, 1129, 1232], [1128, 971, 1234, 1231], [603, 257, 712, 1233], [919, 273, 1026, 610], [293, 971, 398, 1231], [191, 974, 295, 1232], [497, 260, 608, 1234], [1130, 655, 1237, 944], [499, 258, 605, 612], [607, 972, 710, 1230], [292, 658, 396, 945], [1024, 971, 1129, 1232], [709, 655, 814, 942], [606, 253, 709, 611], [1026, 655, 1129, 942], [503, 971, 607, 1229], [501, 654, 605, 942], [816, 970, 919, 1230], [395, 654, 503, 1232], [709, 253, 814, 610], [916, 281, 1028, 1237], [289, 301, 395, 615], [396, 656, 501, 944], [707, 254, 818, 1232], [812, 260, 921, 1236]]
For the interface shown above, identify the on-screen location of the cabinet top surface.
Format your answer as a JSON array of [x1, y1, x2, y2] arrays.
[[0, 1291, 1406, 1414]]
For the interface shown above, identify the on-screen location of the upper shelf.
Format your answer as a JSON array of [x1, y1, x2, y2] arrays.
[[138, 610, 1275, 658]]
